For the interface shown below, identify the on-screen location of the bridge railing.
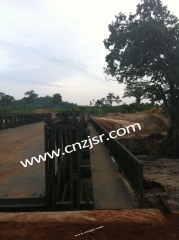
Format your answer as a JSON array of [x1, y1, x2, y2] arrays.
[[44, 111, 92, 211], [91, 118, 143, 208], [0, 113, 50, 130]]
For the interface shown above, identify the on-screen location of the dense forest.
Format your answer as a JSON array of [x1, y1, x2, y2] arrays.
[[0, 88, 159, 115], [13, 96, 72, 109], [0, 91, 74, 112]]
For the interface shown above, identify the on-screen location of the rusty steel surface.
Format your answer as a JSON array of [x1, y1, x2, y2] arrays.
[[0, 122, 45, 203]]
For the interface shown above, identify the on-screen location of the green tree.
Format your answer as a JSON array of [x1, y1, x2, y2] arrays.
[[115, 95, 122, 105], [93, 99, 95, 106], [71, 103, 78, 111], [104, 0, 179, 154], [101, 98, 106, 105], [52, 93, 62, 108], [144, 84, 163, 105], [95, 98, 106, 107], [106, 92, 116, 106], [22, 97, 31, 108], [3, 95, 15, 107], [0, 93, 15, 108], [24, 90, 38, 107], [0, 92, 5, 107], [123, 82, 149, 104], [95, 99, 103, 107]]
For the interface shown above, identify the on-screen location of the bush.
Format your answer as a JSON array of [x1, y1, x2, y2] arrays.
[[0, 107, 35, 114]]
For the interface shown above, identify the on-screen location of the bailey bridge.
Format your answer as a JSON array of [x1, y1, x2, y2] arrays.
[[0, 112, 143, 212]]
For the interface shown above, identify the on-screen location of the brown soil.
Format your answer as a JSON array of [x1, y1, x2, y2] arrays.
[[0, 210, 178, 240], [92, 108, 168, 154], [94, 108, 168, 136], [35, 109, 56, 118]]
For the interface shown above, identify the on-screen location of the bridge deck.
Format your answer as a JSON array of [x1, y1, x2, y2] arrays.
[[89, 124, 137, 209], [0, 123, 45, 204], [0, 121, 137, 209]]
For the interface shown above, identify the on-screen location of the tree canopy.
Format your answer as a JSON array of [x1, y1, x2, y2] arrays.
[[123, 82, 149, 104], [52, 93, 62, 108], [94, 93, 122, 107], [0, 92, 15, 108], [24, 90, 38, 107], [104, 0, 179, 154], [106, 92, 116, 106]]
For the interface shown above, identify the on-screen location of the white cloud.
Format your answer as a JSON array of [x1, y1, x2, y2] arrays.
[[0, 0, 178, 105]]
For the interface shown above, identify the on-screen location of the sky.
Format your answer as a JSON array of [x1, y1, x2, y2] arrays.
[[0, 0, 178, 106]]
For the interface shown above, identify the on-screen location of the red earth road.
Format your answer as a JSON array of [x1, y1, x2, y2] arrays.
[[0, 210, 178, 240]]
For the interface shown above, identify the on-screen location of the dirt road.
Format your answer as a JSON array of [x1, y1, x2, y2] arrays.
[[35, 109, 56, 118], [0, 210, 178, 240]]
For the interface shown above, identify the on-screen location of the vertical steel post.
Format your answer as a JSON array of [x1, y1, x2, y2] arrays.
[[139, 164, 143, 208], [45, 115, 56, 211]]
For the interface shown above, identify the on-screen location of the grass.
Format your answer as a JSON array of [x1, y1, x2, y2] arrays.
[[0, 107, 35, 114], [0, 103, 159, 116]]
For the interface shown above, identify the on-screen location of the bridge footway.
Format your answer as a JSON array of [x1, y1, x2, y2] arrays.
[[89, 124, 138, 210]]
